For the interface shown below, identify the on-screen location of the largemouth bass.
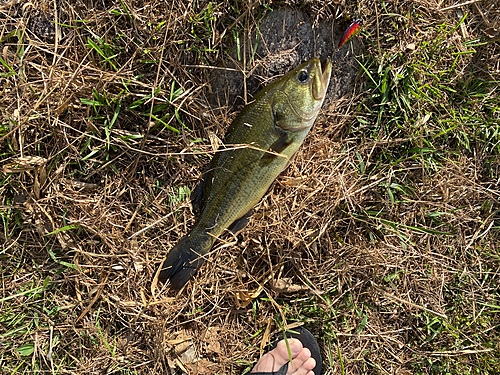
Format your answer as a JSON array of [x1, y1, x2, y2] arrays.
[[157, 57, 332, 290]]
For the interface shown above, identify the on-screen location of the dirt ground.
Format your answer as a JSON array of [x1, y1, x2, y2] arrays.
[[1, 1, 499, 374]]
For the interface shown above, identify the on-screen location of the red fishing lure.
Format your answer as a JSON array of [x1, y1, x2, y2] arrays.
[[338, 19, 363, 49]]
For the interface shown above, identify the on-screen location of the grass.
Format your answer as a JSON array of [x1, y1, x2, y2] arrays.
[[1, 0, 499, 374]]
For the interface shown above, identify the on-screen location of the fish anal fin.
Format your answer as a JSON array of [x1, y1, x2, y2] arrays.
[[228, 209, 254, 234]]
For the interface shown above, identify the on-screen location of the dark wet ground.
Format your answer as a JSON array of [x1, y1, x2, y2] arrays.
[[210, 8, 363, 111]]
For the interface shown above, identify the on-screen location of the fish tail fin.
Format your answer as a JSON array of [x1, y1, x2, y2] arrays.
[[156, 235, 209, 290]]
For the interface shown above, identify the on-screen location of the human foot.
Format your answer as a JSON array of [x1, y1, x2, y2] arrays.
[[250, 338, 316, 375]]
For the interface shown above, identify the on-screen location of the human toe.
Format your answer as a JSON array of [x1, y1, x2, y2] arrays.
[[251, 338, 303, 373], [288, 347, 316, 375]]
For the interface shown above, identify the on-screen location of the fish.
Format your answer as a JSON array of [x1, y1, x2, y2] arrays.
[[156, 57, 332, 290], [338, 19, 363, 50]]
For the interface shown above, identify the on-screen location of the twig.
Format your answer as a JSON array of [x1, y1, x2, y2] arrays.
[[76, 271, 109, 322], [382, 291, 448, 320], [440, 0, 482, 12]]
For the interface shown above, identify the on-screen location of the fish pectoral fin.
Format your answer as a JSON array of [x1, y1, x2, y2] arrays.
[[259, 133, 293, 167], [228, 209, 254, 234]]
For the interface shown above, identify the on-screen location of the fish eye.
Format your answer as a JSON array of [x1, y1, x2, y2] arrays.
[[297, 71, 309, 83]]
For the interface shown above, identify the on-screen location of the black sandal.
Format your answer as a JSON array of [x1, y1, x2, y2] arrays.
[[250, 326, 322, 375]]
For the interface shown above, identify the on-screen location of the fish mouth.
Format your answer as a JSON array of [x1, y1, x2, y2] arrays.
[[312, 58, 332, 100]]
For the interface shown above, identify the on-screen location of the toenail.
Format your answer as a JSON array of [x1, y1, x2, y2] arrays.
[[305, 357, 316, 370], [302, 347, 311, 357], [288, 338, 302, 355]]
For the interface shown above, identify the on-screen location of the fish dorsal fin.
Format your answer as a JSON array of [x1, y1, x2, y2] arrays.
[[191, 175, 206, 215]]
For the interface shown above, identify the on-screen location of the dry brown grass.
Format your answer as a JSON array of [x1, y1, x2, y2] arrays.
[[1, 0, 499, 374]]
